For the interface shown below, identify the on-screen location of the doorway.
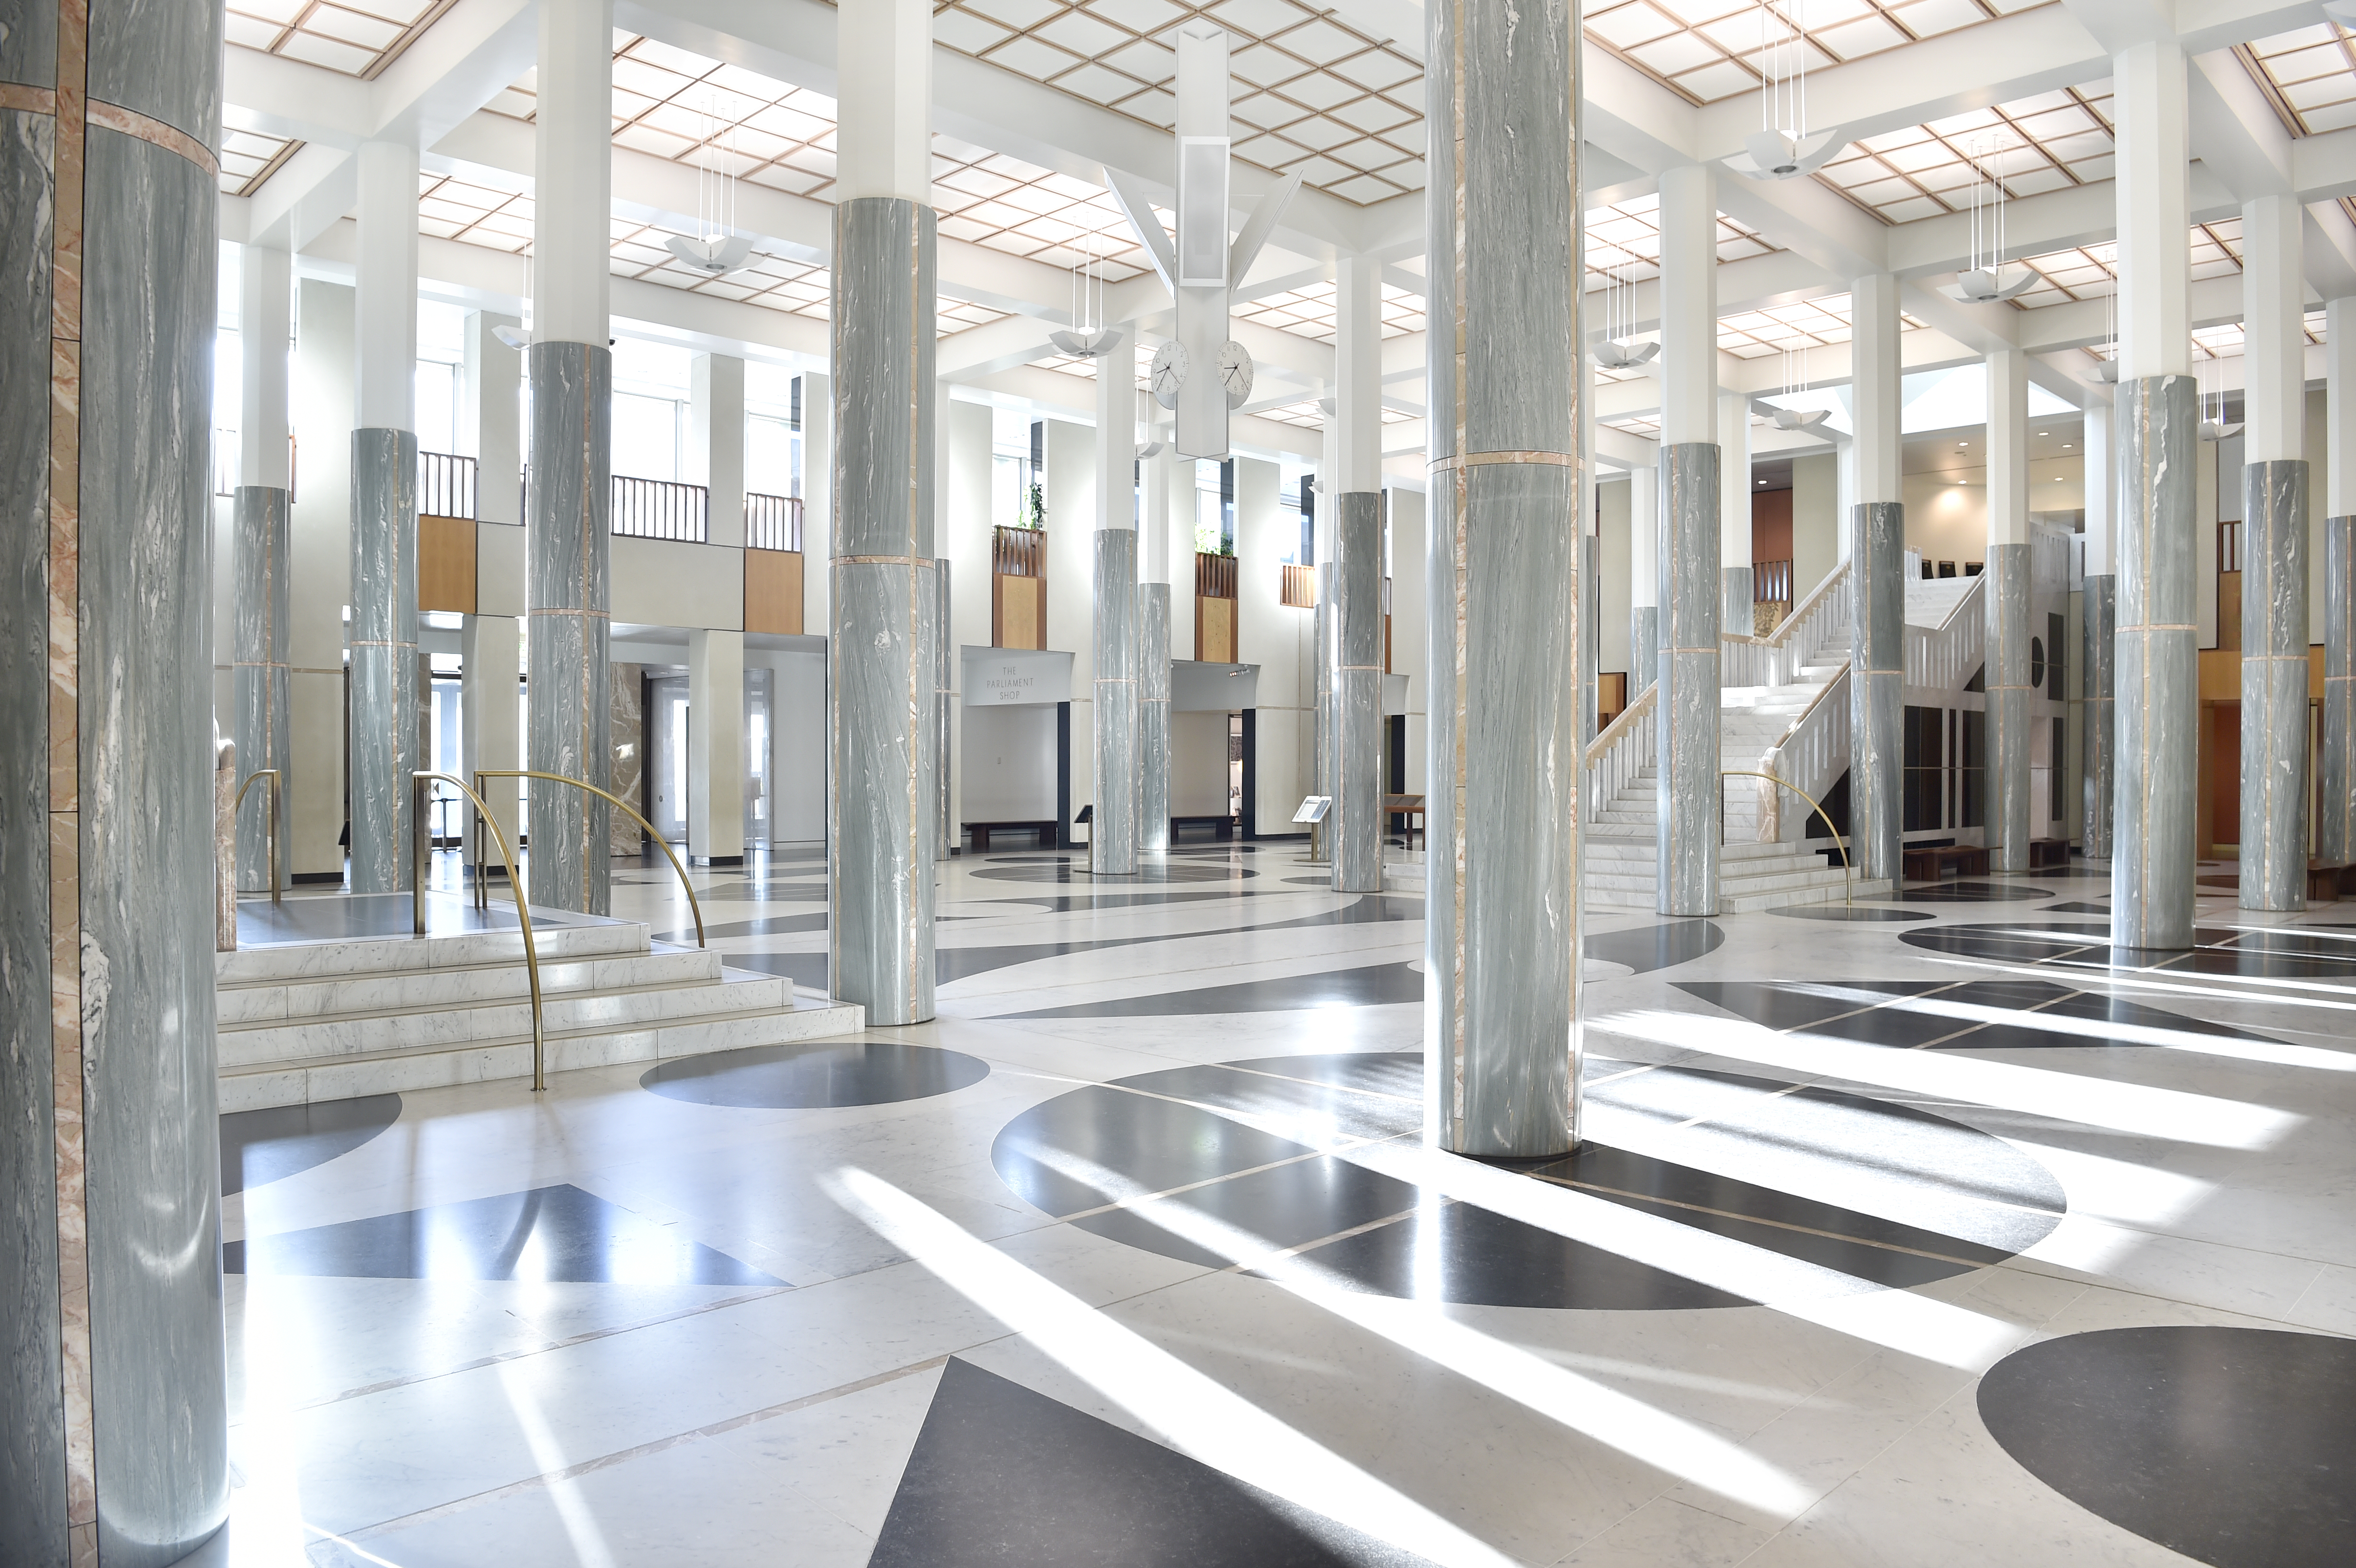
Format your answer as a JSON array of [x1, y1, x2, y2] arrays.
[[648, 674, 688, 843]]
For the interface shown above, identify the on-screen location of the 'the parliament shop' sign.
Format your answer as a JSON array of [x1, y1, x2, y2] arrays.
[[960, 646, 1073, 707]]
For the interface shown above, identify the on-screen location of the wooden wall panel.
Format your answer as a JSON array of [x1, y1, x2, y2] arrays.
[[418, 514, 477, 614], [745, 548, 805, 635], [1196, 595, 1236, 664], [993, 574, 1047, 649]]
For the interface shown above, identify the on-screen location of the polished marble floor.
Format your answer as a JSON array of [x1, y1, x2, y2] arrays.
[[196, 843, 2356, 1567]]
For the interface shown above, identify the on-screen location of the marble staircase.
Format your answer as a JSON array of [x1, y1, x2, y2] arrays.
[[216, 907, 861, 1111]]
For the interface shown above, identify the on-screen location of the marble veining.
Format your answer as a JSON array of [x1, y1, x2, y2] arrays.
[[2240, 459, 2309, 910], [0, 97, 67, 1568], [76, 122, 229, 1565], [609, 663, 643, 857], [2322, 520, 2354, 862], [1984, 541, 2031, 872], [1138, 582, 1171, 855], [2081, 573, 2116, 860], [2114, 374, 2198, 949], [1628, 603, 1657, 698], [348, 426, 417, 896], [936, 561, 953, 861], [525, 340, 613, 916], [829, 196, 938, 1025], [1658, 441, 1719, 916], [1331, 494, 1383, 895], [232, 484, 288, 893], [86, 0, 221, 155], [1718, 565, 1752, 644], [1091, 530, 1138, 876], [1850, 501, 1904, 882], [1423, 0, 1582, 1157]]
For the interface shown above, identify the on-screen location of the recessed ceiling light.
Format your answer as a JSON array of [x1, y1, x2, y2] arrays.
[[2039, 430, 2049, 436], [2062, 443, 2072, 448], [1957, 441, 1967, 447]]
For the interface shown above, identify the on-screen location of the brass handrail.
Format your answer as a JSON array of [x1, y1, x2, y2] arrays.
[[412, 771, 549, 1090], [232, 768, 282, 904], [1583, 679, 1657, 772], [1723, 557, 1852, 649], [1721, 768, 1853, 905], [470, 770, 706, 948]]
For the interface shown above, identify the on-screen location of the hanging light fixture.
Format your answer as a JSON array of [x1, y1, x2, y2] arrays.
[[1770, 335, 1830, 430], [1945, 131, 2036, 302], [1589, 254, 1658, 368], [666, 96, 755, 276], [1049, 232, 1124, 359], [2091, 283, 2118, 381], [2197, 336, 2242, 440], [1725, 0, 1848, 181]]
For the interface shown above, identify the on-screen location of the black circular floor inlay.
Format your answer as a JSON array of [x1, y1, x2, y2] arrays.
[[1903, 920, 2356, 982], [1772, 906, 1932, 923], [643, 1041, 990, 1109], [1979, 1327, 2356, 1567], [993, 1052, 2062, 1310], [220, 1094, 403, 1196], [973, 861, 1255, 884]]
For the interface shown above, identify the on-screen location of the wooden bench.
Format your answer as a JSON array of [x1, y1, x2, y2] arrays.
[[2308, 860, 2350, 903], [2029, 838, 2070, 869], [1384, 793, 1427, 849], [964, 820, 1058, 852], [1902, 844, 1990, 882]]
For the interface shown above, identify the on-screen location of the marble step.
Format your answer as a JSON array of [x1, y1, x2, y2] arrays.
[[218, 947, 722, 1026], [218, 981, 866, 1112], [219, 963, 802, 1070], [215, 914, 646, 987]]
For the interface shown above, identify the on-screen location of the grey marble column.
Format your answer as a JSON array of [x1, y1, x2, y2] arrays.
[[937, 560, 954, 860], [1332, 493, 1384, 893], [1850, 502, 1904, 882], [1139, 582, 1172, 853], [1659, 442, 1721, 916], [233, 485, 290, 891], [2323, 519, 2356, 862], [1425, 0, 1582, 1157], [829, 196, 938, 1024], [349, 426, 419, 893], [1720, 565, 1753, 642], [1630, 605, 1658, 697], [1314, 558, 1335, 810], [2, 7, 232, 1556], [2115, 374, 2199, 949], [1984, 542, 2031, 872], [2240, 460, 2310, 908], [2082, 575, 2117, 860], [526, 341, 613, 915], [1092, 528, 1140, 874]]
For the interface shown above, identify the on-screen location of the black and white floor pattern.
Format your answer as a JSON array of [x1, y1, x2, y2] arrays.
[[214, 846, 2356, 1568]]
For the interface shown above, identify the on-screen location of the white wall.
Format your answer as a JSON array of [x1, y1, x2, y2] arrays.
[[1792, 452, 1838, 601], [1041, 418, 1093, 823], [1171, 708, 1230, 815], [290, 278, 354, 877], [756, 647, 826, 844], [1596, 478, 1630, 678], [961, 703, 1060, 820], [1233, 455, 1307, 830], [612, 538, 746, 629]]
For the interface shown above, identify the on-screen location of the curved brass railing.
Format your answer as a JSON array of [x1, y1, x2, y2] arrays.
[[232, 769, 283, 904], [411, 771, 549, 1091], [469, 770, 706, 948], [1721, 768, 1853, 906]]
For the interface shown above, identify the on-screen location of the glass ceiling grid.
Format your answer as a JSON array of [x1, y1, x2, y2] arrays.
[[1231, 280, 1426, 343], [930, 0, 1426, 207], [2011, 220, 2243, 310], [2239, 24, 2356, 137], [1582, 194, 1778, 286], [1583, 0, 2051, 108], [223, 0, 459, 81], [220, 127, 301, 197], [1813, 80, 2115, 226]]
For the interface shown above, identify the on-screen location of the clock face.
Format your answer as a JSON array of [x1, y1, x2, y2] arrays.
[[1149, 340, 1188, 409], [1216, 340, 1254, 408]]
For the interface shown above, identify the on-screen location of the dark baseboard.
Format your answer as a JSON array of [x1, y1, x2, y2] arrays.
[[690, 854, 746, 867], [290, 872, 343, 886]]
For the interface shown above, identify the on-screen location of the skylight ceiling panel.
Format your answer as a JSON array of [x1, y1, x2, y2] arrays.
[[277, 32, 376, 74], [1814, 14, 1906, 58], [1586, 0, 1680, 45], [1910, 160, 1978, 193], [1859, 124, 1934, 154], [1036, 9, 1129, 56], [224, 15, 287, 50], [1877, 138, 1961, 175], [2284, 72, 2356, 110], [1228, 43, 1298, 86], [614, 124, 696, 159], [989, 36, 1086, 79], [1211, 0, 1319, 35], [1329, 47, 1418, 91], [611, 55, 696, 101], [232, 0, 309, 23], [1629, 31, 1722, 76], [1232, 92, 1296, 129], [2040, 129, 2112, 162], [1104, 38, 1178, 82], [1817, 155, 1887, 188], [305, 6, 404, 50], [747, 165, 825, 196], [1890, 0, 1984, 37]]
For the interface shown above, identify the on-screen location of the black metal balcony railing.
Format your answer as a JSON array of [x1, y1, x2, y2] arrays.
[[419, 451, 477, 519], [746, 491, 802, 552], [612, 475, 709, 542]]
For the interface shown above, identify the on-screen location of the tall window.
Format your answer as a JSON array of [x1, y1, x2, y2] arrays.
[[414, 299, 467, 454], [611, 338, 691, 481], [747, 361, 798, 498]]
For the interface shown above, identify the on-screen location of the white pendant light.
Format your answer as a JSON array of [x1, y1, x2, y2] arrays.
[[1725, 2, 1848, 182], [1943, 132, 2036, 302]]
